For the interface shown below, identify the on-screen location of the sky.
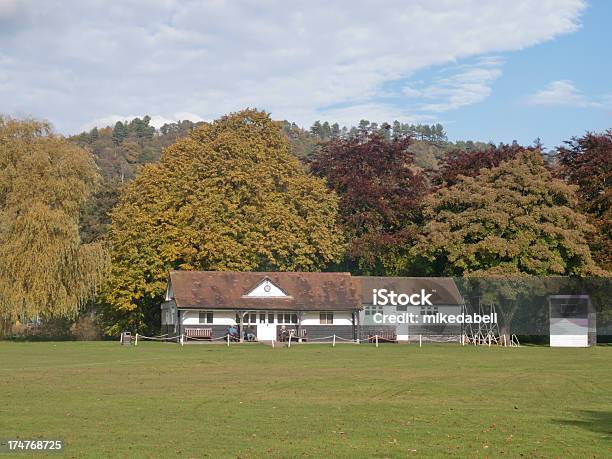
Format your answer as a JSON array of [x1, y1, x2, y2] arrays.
[[0, 0, 610, 148]]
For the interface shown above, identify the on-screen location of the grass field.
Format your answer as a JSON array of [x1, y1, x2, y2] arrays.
[[0, 342, 611, 458]]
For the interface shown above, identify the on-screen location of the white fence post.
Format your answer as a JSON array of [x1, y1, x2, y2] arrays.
[[419, 334, 422, 348], [375, 334, 379, 348], [227, 333, 230, 347], [180, 334, 184, 346], [288, 334, 292, 348], [135, 333, 138, 346], [333, 334, 336, 347]]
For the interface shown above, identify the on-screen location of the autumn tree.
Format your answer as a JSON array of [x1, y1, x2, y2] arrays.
[[103, 109, 344, 333], [434, 143, 533, 186], [0, 117, 108, 335], [280, 120, 319, 160], [556, 130, 611, 270], [71, 116, 204, 246], [112, 121, 128, 145], [310, 130, 427, 275], [414, 150, 604, 277], [79, 183, 122, 243]]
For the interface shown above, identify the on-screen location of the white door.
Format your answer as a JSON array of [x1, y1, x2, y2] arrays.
[[255, 312, 277, 341]]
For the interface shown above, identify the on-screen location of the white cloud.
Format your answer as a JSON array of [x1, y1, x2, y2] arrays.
[[0, 0, 586, 132], [0, 0, 19, 18], [314, 103, 435, 128], [402, 85, 422, 98], [526, 80, 599, 107], [403, 57, 504, 112]]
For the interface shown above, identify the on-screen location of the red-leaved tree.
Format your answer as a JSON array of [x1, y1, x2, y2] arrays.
[[435, 143, 536, 186], [556, 130, 612, 270], [310, 131, 427, 274]]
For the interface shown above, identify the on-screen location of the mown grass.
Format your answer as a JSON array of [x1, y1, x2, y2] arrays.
[[0, 341, 611, 458]]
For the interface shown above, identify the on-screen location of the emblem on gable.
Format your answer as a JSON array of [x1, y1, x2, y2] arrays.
[[244, 277, 289, 298]]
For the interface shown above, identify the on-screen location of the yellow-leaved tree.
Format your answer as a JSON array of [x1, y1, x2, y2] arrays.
[[414, 150, 605, 276], [103, 109, 344, 333], [0, 117, 108, 335], [413, 150, 608, 340]]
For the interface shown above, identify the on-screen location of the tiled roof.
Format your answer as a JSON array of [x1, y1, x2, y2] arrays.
[[169, 271, 361, 311]]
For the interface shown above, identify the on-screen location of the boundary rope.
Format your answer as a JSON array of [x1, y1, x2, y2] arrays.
[[129, 332, 521, 348], [136, 334, 179, 341]]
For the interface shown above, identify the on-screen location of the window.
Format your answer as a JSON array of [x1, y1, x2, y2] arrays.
[[248, 313, 257, 324], [268, 313, 275, 324], [199, 312, 213, 324], [420, 306, 438, 316], [320, 312, 333, 325], [365, 305, 383, 316], [278, 312, 298, 324], [259, 313, 266, 323]]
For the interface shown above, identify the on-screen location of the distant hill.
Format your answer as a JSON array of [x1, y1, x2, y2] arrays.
[[71, 115, 490, 243], [70, 116, 203, 182]]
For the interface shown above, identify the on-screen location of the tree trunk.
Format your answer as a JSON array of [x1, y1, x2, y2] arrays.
[[0, 317, 12, 338]]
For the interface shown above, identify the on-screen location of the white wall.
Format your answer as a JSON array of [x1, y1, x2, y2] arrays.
[[180, 310, 354, 326], [181, 310, 353, 326], [550, 335, 588, 347], [550, 318, 589, 347], [181, 310, 236, 326], [300, 311, 352, 326]]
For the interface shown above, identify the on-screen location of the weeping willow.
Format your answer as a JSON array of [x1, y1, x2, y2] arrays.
[[0, 117, 108, 331]]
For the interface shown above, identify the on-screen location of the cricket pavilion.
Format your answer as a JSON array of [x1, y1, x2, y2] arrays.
[[160, 271, 465, 343]]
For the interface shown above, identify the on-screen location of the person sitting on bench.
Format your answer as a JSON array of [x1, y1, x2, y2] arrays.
[[227, 325, 239, 341], [244, 326, 256, 342]]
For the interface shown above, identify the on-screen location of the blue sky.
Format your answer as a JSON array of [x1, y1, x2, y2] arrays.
[[433, 1, 612, 148], [0, 0, 609, 148]]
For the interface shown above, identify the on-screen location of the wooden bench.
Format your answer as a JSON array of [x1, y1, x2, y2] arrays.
[[278, 328, 308, 342], [368, 331, 397, 343], [185, 328, 213, 340]]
